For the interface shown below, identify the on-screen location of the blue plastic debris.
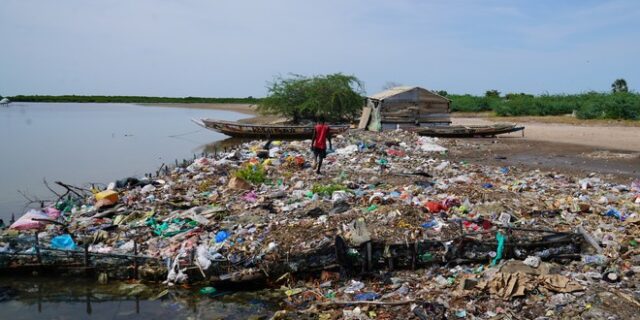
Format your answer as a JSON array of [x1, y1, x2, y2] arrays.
[[421, 220, 438, 229], [491, 232, 505, 266], [354, 292, 380, 301], [215, 230, 229, 243], [482, 183, 493, 189], [455, 309, 467, 318], [605, 208, 625, 221], [51, 234, 76, 250]]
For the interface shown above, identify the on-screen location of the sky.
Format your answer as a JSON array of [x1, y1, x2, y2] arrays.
[[1, 0, 639, 97]]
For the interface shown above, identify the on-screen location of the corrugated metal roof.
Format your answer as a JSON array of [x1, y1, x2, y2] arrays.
[[368, 86, 417, 100], [368, 86, 450, 102]]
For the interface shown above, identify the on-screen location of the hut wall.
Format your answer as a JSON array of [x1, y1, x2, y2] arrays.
[[379, 88, 450, 125]]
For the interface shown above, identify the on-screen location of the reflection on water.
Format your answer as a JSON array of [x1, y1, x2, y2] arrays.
[[0, 277, 279, 319], [0, 103, 245, 221]]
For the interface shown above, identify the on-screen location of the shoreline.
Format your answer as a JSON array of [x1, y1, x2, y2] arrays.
[[143, 102, 640, 152]]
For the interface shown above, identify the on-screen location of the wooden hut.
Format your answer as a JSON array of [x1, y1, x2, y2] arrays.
[[358, 86, 451, 131]]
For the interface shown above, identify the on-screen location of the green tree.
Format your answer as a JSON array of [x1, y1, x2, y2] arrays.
[[611, 78, 628, 93], [485, 90, 500, 98], [257, 73, 365, 123], [436, 90, 448, 97]]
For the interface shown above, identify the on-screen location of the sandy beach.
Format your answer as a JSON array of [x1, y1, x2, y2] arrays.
[[453, 117, 640, 152]]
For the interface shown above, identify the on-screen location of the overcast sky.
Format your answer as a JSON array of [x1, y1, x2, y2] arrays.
[[1, 0, 638, 97]]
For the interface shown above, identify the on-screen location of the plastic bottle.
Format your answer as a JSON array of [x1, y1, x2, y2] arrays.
[[581, 254, 607, 265]]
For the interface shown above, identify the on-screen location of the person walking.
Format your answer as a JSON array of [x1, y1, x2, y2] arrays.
[[311, 116, 332, 174]]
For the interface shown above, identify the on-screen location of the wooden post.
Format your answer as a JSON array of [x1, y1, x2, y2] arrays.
[[34, 231, 42, 265], [133, 240, 138, 280], [411, 242, 417, 270], [37, 284, 42, 312], [84, 242, 89, 268], [366, 242, 372, 272], [86, 288, 92, 315]]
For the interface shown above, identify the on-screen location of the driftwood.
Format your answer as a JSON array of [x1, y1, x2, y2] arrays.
[[317, 299, 416, 306]]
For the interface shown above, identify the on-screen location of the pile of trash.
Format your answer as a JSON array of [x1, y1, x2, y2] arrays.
[[1, 129, 639, 319]]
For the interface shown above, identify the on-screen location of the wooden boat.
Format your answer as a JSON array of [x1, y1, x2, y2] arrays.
[[415, 123, 525, 138], [193, 119, 350, 139]]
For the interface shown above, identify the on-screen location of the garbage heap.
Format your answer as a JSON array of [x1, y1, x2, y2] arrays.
[[2, 129, 640, 319]]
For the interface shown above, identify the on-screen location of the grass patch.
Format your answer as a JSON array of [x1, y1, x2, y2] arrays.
[[233, 163, 267, 184], [311, 183, 349, 196]]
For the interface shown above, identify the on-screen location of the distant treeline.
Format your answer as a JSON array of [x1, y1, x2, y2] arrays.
[[7, 92, 640, 120], [9, 95, 261, 104], [447, 92, 640, 120]]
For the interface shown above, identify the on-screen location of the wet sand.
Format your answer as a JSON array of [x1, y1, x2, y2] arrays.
[[450, 117, 640, 181]]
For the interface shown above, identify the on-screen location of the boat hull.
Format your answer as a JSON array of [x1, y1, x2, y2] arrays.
[[415, 124, 524, 138], [195, 119, 349, 139]]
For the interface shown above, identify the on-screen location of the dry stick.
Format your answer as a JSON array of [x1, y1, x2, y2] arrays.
[[317, 299, 416, 306], [54, 181, 89, 197], [17, 190, 40, 204], [43, 178, 62, 198]]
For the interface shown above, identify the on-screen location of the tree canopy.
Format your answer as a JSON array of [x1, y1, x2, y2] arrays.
[[611, 78, 629, 93], [257, 73, 365, 123]]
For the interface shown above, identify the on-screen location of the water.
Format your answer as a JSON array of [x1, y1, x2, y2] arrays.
[[0, 102, 245, 222], [0, 103, 278, 318], [0, 277, 279, 319]]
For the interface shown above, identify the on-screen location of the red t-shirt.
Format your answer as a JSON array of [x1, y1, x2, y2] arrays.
[[313, 124, 330, 149]]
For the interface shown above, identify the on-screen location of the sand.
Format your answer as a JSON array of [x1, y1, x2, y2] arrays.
[[453, 117, 640, 152]]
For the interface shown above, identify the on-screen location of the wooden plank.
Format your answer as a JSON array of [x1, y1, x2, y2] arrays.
[[358, 107, 372, 129]]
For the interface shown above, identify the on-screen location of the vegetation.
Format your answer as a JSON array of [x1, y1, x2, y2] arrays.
[[311, 183, 349, 196], [449, 94, 501, 112], [611, 79, 629, 93], [9, 95, 260, 104], [450, 92, 639, 120], [233, 163, 267, 184], [257, 73, 365, 123], [485, 90, 500, 98]]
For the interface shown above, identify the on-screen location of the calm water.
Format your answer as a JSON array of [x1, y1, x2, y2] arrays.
[[0, 277, 278, 319], [0, 102, 244, 222], [0, 103, 278, 319]]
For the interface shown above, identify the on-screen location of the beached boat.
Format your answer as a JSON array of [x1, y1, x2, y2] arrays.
[[193, 119, 350, 139], [415, 123, 525, 138]]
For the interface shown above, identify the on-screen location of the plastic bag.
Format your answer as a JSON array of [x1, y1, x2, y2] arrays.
[[9, 209, 50, 230], [51, 234, 76, 250]]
